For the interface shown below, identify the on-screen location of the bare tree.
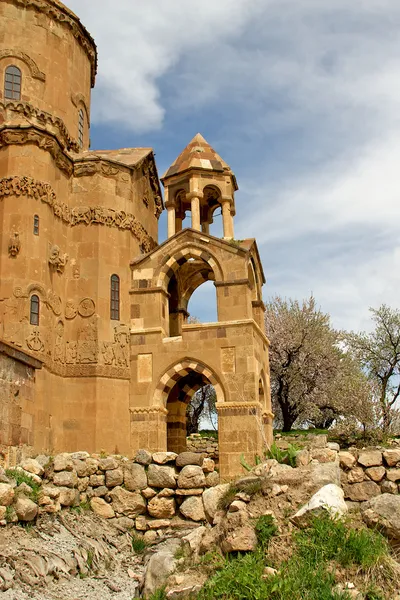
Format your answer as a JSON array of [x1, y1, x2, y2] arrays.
[[186, 384, 217, 434], [346, 304, 400, 432]]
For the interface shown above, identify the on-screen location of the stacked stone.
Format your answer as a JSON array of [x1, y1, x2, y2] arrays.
[[186, 434, 219, 461], [0, 450, 220, 530], [340, 448, 400, 502]]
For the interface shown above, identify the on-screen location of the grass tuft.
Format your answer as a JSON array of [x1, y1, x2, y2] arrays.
[[131, 533, 147, 554], [254, 514, 278, 549], [5, 468, 41, 503]]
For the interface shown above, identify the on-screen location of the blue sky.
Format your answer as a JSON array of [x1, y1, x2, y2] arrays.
[[67, 0, 400, 332]]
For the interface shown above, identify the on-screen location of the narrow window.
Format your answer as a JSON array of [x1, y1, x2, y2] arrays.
[[33, 214, 39, 235], [30, 295, 40, 326], [110, 274, 120, 320], [4, 65, 21, 100], [78, 109, 84, 148]]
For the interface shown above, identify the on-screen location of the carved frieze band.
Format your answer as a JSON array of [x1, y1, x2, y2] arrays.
[[0, 176, 157, 251], [0, 50, 46, 81], [4, 0, 97, 87]]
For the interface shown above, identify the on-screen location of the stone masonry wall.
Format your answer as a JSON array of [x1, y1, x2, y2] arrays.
[[0, 450, 220, 536], [186, 434, 218, 462]]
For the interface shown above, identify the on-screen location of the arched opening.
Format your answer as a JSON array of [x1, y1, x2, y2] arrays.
[[4, 65, 21, 100]]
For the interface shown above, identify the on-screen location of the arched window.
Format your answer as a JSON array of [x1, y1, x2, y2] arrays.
[[78, 109, 84, 148], [30, 295, 40, 326], [110, 275, 120, 320], [4, 65, 21, 100], [33, 214, 39, 236]]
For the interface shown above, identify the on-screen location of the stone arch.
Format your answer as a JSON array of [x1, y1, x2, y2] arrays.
[[156, 243, 223, 287], [0, 50, 46, 81], [71, 92, 90, 121]]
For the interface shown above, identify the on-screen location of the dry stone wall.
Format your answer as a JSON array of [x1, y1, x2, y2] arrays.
[[186, 434, 218, 461], [0, 450, 220, 534]]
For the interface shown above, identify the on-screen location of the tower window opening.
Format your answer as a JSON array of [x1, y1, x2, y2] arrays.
[[30, 295, 40, 326], [4, 65, 21, 100], [78, 109, 84, 148], [33, 214, 39, 235], [110, 274, 120, 320]]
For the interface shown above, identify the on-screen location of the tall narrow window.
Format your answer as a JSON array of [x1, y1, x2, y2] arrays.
[[78, 109, 84, 148], [4, 65, 21, 100], [110, 275, 120, 320], [30, 295, 40, 326], [33, 214, 39, 235]]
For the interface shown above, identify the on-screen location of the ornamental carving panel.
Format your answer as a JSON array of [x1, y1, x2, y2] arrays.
[[8, 232, 21, 257], [48, 244, 69, 273]]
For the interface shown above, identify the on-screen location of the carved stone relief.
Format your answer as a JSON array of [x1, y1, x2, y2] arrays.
[[8, 232, 21, 257], [26, 330, 45, 353], [77, 316, 98, 364], [54, 321, 64, 364], [48, 245, 69, 273], [0, 49, 46, 80], [101, 325, 129, 368], [0, 176, 157, 251], [78, 298, 95, 318], [13, 285, 62, 317], [65, 301, 78, 320]]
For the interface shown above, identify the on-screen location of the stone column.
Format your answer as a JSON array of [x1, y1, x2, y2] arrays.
[[186, 191, 203, 232], [221, 197, 234, 239], [175, 213, 183, 232], [201, 221, 210, 234], [166, 201, 176, 238]]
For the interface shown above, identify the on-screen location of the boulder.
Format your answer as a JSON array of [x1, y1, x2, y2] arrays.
[[358, 450, 382, 468], [386, 469, 400, 482], [291, 484, 347, 526], [295, 449, 310, 467], [205, 471, 220, 487], [58, 487, 79, 506], [381, 480, 398, 494], [344, 481, 381, 502], [124, 463, 148, 491], [73, 459, 91, 477], [152, 452, 178, 465], [0, 506, 6, 521], [21, 458, 44, 477], [135, 515, 147, 531], [177, 465, 206, 489], [147, 465, 177, 489], [310, 448, 337, 463], [362, 494, 400, 540], [134, 449, 152, 465], [383, 449, 400, 467], [98, 457, 119, 471], [179, 496, 206, 521], [90, 497, 115, 519], [53, 453, 74, 472], [221, 525, 258, 553], [202, 484, 230, 522], [0, 484, 14, 507], [15, 496, 38, 521], [327, 442, 340, 451], [109, 486, 146, 517], [53, 471, 77, 488], [105, 468, 123, 488], [229, 500, 247, 513], [94, 486, 108, 497], [176, 452, 203, 467], [148, 497, 176, 519], [143, 538, 181, 598], [41, 485, 60, 499], [339, 451, 357, 470], [202, 458, 215, 473], [69, 451, 90, 460], [365, 466, 386, 482], [142, 487, 157, 499], [89, 474, 105, 487], [347, 468, 365, 484], [77, 477, 89, 492], [182, 526, 206, 555], [158, 488, 176, 497]]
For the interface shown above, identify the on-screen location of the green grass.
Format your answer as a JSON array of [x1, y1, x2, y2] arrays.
[[131, 533, 147, 554], [5, 468, 41, 503], [217, 485, 238, 511], [254, 515, 278, 549], [70, 501, 92, 514]]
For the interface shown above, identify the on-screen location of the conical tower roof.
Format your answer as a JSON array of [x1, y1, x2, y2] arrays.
[[162, 133, 234, 182]]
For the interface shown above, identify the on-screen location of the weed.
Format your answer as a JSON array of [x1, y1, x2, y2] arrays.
[[265, 442, 299, 468], [174, 546, 186, 560], [71, 501, 91, 514], [254, 514, 277, 549], [236, 478, 262, 496], [199, 551, 225, 574], [146, 587, 167, 600], [5, 468, 41, 503], [217, 485, 238, 510], [86, 549, 94, 570], [131, 533, 147, 554], [5, 506, 14, 523]]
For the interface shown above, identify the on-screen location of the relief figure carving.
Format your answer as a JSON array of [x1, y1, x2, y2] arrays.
[[8, 232, 21, 257], [48, 245, 69, 274]]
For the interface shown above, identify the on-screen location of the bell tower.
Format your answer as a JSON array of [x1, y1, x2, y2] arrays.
[[162, 133, 237, 239]]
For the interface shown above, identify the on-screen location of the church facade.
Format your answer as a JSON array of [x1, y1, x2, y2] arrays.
[[0, 0, 272, 478]]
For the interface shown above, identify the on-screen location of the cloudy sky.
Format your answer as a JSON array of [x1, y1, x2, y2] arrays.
[[66, 0, 400, 332]]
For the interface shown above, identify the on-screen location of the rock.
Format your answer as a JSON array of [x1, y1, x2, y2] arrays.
[[144, 530, 158, 543], [134, 449, 153, 465], [205, 472, 219, 487], [295, 449, 310, 467], [148, 497, 176, 519], [73, 459, 90, 477], [17, 482, 33, 495], [136, 515, 147, 531], [381, 480, 398, 494], [15, 496, 38, 521], [310, 461, 341, 488], [105, 468, 123, 487], [158, 488, 176, 497], [292, 484, 348, 526], [310, 448, 337, 463], [148, 465, 177, 489], [77, 477, 89, 492], [53, 470, 77, 488], [152, 452, 178, 464], [89, 474, 105, 487], [70, 451, 90, 460], [109, 486, 146, 517], [221, 525, 258, 553], [179, 496, 206, 521], [53, 453, 74, 472], [202, 484, 230, 522], [41, 485, 60, 499], [176, 488, 203, 496], [365, 466, 386, 482], [94, 485, 108, 497], [142, 487, 157, 499], [85, 458, 99, 475], [363, 494, 400, 540], [182, 526, 206, 555], [383, 449, 400, 467], [143, 539, 181, 597], [176, 452, 203, 467], [21, 458, 44, 477], [358, 450, 382, 468], [90, 497, 115, 518], [58, 487, 79, 506], [177, 465, 206, 489], [310, 434, 328, 448], [229, 500, 247, 513], [347, 468, 365, 484], [0, 506, 6, 520], [202, 458, 215, 473], [327, 442, 340, 451], [339, 451, 357, 470], [386, 469, 400, 482], [98, 457, 119, 471], [123, 463, 148, 491], [112, 516, 135, 531], [0, 484, 14, 506], [148, 519, 171, 529], [344, 481, 381, 502]]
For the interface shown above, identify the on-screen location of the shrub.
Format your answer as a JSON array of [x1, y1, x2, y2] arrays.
[[265, 442, 299, 468], [5, 468, 41, 503]]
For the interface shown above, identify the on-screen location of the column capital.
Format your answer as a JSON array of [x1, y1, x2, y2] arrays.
[[221, 195, 233, 205], [165, 200, 176, 209], [186, 190, 204, 201]]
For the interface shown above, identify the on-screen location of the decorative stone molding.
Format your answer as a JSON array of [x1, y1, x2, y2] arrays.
[[0, 176, 157, 251], [71, 93, 90, 121], [129, 407, 168, 416], [0, 49, 46, 81], [4, 0, 97, 87], [48, 244, 69, 273], [0, 101, 79, 152], [13, 284, 62, 316], [8, 232, 21, 256]]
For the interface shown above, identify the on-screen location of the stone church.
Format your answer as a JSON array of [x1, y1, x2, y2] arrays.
[[0, 0, 272, 478]]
